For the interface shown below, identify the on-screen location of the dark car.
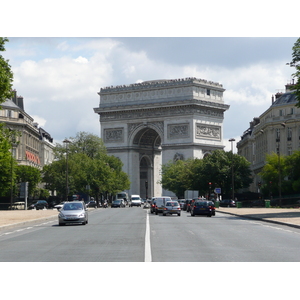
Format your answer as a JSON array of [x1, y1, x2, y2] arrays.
[[185, 199, 194, 212], [86, 200, 97, 208], [178, 199, 186, 209], [28, 200, 48, 210], [190, 200, 215, 217], [219, 199, 236, 207], [111, 199, 125, 208]]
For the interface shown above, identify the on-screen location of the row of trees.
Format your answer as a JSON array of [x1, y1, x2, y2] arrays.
[[1, 130, 130, 203], [42, 132, 130, 203], [260, 151, 300, 197], [160, 150, 253, 198]]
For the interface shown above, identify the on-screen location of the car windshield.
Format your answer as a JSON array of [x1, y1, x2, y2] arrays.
[[63, 203, 83, 210], [166, 202, 178, 206], [195, 201, 208, 206], [114, 200, 121, 203]]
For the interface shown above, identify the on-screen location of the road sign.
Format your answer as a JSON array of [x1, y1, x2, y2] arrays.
[[214, 188, 221, 194]]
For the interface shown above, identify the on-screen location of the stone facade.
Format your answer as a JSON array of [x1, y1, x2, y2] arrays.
[[94, 77, 230, 198], [237, 83, 299, 193], [0, 90, 54, 168]]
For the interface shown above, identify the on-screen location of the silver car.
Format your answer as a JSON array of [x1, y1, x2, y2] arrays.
[[58, 201, 88, 226], [163, 201, 181, 216]]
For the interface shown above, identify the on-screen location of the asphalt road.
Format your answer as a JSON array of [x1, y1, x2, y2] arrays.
[[1, 207, 300, 262]]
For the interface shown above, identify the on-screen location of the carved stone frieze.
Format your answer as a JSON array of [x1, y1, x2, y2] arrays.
[[196, 124, 221, 140], [103, 128, 124, 143], [168, 123, 189, 139]]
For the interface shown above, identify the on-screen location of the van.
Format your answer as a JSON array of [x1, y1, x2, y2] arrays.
[[151, 196, 172, 214], [130, 195, 142, 207]]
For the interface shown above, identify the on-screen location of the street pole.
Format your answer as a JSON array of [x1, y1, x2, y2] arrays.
[[63, 139, 71, 202], [229, 138, 235, 200]]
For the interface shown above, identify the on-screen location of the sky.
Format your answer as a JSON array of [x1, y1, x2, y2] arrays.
[[3, 36, 297, 152]]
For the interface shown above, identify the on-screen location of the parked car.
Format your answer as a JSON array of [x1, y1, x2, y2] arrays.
[[111, 199, 125, 208], [190, 200, 215, 217], [58, 201, 88, 226], [163, 201, 181, 216], [86, 200, 97, 208], [28, 200, 48, 210], [54, 202, 66, 210], [219, 199, 236, 207], [8, 201, 25, 210], [129, 195, 142, 207]]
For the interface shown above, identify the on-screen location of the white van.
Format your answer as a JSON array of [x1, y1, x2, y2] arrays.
[[150, 196, 172, 214], [130, 195, 142, 207]]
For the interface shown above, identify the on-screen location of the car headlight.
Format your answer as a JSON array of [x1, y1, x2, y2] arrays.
[[58, 212, 65, 218], [78, 213, 85, 218]]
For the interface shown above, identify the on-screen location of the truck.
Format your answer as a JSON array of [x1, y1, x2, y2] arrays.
[[184, 190, 199, 199]]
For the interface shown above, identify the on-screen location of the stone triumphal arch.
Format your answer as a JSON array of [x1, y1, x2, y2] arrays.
[[94, 77, 230, 198]]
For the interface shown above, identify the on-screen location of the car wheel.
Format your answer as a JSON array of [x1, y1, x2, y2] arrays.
[[207, 214, 212, 217], [163, 213, 166, 216], [155, 211, 158, 215], [178, 213, 181, 216], [59, 223, 65, 226]]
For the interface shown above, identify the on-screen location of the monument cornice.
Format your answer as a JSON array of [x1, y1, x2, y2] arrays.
[[98, 77, 224, 95], [96, 103, 228, 122], [95, 98, 229, 113]]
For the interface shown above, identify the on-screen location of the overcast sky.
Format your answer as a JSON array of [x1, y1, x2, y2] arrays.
[[4, 37, 297, 152]]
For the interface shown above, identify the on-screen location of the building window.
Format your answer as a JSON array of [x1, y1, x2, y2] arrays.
[[206, 89, 210, 96], [279, 109, 283, 117], [287, 127, 292, 141], [276, 128, 280, 142]]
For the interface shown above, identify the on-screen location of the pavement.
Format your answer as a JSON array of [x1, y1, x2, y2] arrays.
[[1, 206, 300, 230]]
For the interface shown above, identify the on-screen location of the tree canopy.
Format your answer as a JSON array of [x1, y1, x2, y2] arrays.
[[0, 37, 14, 104], [289, 37, 300, 107], [160, 150, 252, 198]]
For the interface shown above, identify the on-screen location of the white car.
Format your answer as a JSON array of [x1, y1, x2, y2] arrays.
[[130, 195, 142, 207]]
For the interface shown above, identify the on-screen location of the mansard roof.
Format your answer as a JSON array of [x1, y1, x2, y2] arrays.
[[271, 91, 298, 107]]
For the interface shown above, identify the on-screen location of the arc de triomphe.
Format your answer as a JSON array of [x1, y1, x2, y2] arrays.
[[94, 77, 229, 198]]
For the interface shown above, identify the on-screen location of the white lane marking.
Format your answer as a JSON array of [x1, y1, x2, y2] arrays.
[[145, 211, 152, 262]]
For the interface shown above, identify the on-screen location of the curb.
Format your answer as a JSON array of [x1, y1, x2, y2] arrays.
[[218, 210, 300, 230]]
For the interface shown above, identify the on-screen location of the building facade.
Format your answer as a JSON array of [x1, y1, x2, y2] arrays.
[[237, 83, 299, 193], [94, 77, 230, 198], [0, 90, 54, 168]]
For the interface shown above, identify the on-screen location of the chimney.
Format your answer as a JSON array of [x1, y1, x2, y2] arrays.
[[17, 96, 24, 110], [272, 95, 274, 104]]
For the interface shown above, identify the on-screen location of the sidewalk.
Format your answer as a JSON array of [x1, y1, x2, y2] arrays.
[[217, 207, 300, 228], [0, 209, 58, 230]]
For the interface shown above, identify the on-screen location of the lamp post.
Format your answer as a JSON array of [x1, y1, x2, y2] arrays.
[[63, 139, 71, 202], [277, 122, 286, 207], [145, 180, 148, 200], [229, 138, 235, 200]]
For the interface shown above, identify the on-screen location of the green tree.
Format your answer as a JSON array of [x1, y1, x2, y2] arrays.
[[15, 165, 42, 197], [289, 37, 300, 107], [0, 125, 21, 197], [259, 152, 288, 196], [160, 150, 252, 198], [0, 37, 14, 104], [160, 159, 193, 197], [42, 132, 130, 201], [284, 150, 300, 192]]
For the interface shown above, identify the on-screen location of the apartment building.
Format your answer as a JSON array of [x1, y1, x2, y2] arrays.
[[0, 90, 54, 168]]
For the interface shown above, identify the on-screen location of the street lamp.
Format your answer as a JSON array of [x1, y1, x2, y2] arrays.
[[277, 123, 286, 207], [145, 180, 148, 200], [63, 139, 71, 202], [229, 138, 235, 200]]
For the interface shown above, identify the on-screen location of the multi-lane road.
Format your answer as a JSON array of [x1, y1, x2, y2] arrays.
[[1, 206, 300, 262]]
